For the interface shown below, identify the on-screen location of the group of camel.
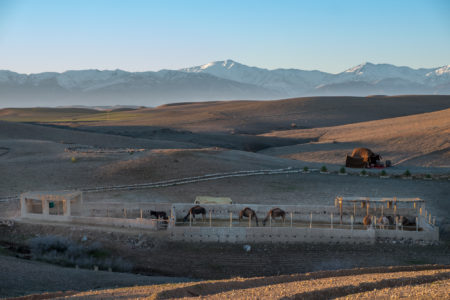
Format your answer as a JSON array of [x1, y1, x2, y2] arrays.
[[183, 205, 286, 227], [363, 214, 415, 229], [166, 205, 415, 229]]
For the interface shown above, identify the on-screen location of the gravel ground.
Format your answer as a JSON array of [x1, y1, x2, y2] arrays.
[[338, 279, 450, 299], [0, 255, 193, 298], [45, 266, 450, 299]]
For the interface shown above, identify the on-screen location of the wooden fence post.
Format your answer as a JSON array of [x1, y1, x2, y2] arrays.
[[331, 213, 333, 229], [209, 210, 212, 227]]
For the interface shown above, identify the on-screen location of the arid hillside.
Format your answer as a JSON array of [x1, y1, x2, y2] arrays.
[[20, 265, 448, 299], [260, 108, 450, 167], [1, 95, 449, 134]]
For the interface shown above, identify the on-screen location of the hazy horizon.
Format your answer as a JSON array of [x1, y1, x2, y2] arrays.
[[1, 59, 449, 75]]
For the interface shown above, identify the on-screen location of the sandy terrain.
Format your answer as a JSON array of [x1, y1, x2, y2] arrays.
[[0, 137, 298, 199], [0, 121, 197, 149], [0, 255, 192, 298], [23, 265, 447, 299], [2, 95, 449, 134], [337, 279, 449, 299], [261, 108, 450, 167], [0, 95, 449, 298]]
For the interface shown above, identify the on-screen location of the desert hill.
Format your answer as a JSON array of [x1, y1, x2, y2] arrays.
[[0, 120, 197, 149], [0, 121, 301, 198], [260, 108, 450, 167], [1, 95, 449, 135]]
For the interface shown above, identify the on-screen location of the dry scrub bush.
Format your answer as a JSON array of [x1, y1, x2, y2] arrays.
[[29, 235, 132, 272]]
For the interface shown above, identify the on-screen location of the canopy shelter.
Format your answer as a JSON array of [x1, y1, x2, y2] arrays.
[[336, 196, 424, 203], [334, 196, 425, 224], [336, 196, 424, 206], [20, 190, 83, 220]]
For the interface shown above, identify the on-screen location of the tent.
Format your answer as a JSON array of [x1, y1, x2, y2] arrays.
[[345, 155, 367, 168], [194, 196, 232, 204]]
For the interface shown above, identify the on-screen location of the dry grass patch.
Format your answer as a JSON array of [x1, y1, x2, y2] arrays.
[[59, 265, 450, 299]]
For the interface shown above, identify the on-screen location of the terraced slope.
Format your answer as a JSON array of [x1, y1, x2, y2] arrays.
[[52, 265, 450, 299]]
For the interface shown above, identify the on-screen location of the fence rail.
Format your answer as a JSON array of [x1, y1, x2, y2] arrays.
[[81, 167, 308, 193]]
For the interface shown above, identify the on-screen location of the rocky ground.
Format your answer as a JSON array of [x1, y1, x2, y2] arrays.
[[0, 255, 192, 298], [19, 265, 448, 299], [0, 96, 449, 298]]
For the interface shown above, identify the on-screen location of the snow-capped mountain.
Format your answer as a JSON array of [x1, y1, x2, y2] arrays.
[[182, 60, 333, 94], [334, 62, 434, 84], [0, 60, 449, 107]]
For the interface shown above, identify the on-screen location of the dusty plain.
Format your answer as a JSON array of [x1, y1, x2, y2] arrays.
[[0, 95, 449, 298]]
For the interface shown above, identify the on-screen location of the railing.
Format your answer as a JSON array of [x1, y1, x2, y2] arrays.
[[169, 213, 430, 233]]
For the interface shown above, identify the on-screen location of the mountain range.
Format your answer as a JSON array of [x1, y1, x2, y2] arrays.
[[0, 60, 449, 107]]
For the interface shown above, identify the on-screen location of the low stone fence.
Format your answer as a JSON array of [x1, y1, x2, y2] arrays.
[[375, 226, 439, 243], [168, 223, 438, 244], [18, 201, 438, 243], [82, 168, 303, 193], [20, 214, 161, 230], [169, 204, 439, 244], [168, 227, 376, 244], [71, 216, 160, 230], [65, 146, 146, 154]]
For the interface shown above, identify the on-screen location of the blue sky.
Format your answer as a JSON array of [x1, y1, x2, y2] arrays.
[[0, 0, 449, 74]]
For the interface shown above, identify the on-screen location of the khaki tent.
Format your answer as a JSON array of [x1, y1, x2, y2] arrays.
[[194, 196, 232, 204], [345, 155, 367, 168]]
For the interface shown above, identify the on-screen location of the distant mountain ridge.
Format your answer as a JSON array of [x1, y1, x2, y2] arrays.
[[0, 60, 449, 107]]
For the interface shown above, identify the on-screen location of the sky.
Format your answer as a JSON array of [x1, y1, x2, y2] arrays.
[[0, 0, 449, 74]]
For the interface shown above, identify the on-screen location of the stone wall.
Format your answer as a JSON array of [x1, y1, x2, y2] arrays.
[[168, 226, 376, 244]]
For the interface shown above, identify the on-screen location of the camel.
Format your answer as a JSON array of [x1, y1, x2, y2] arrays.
[[397, 215, 415, 227], [363, 215, 373, 229], [239, 207, 259, 226], [150, 210, 167, 219], [351, 148, 382, 168], [183, 205, 206, 222], [262, 208, 286, 226], [378, 215, 394, 229]]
